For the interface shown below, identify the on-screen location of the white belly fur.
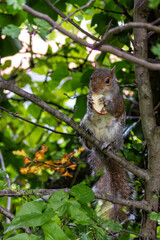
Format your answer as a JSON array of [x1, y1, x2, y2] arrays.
[[91, 112, 120, 143]]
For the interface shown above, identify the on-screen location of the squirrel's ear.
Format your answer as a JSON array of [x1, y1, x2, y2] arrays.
[[111, 66, 116, 76]]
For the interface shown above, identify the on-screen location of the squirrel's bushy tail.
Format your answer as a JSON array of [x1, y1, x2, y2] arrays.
[[89, 149, 131, 222]]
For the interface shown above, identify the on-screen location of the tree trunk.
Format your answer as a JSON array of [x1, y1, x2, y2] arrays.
[[134, 0, 160, 239]]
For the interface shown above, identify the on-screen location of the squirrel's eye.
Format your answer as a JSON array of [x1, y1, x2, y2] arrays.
[[105, 78, 110, 84], [90, 76, 92, 80]]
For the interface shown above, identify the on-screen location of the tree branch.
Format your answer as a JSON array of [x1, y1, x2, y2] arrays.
[[22, 4, 160, 70], [95, 193, 151, 212], [0, 189, 151, 212], [0, 188, 70, 197], [0, 106, 76, 137], [94, 22, 160, 48], [0, 79, 149, 181]]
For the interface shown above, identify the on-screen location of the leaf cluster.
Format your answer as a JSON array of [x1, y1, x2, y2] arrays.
[[2, 184, 124, 240]]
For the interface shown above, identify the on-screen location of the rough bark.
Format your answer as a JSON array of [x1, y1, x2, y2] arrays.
[[134, 0, 160, 239]]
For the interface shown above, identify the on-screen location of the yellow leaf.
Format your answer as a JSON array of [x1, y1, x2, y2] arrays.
[[29, 166, 41, 174], [58, 167, 65, 173], [41, 144, 49, 153], [35, 150, 44, 161], [62, 170, 73, 178], [20, 166, 30, 175], [60, 157, 68, 164], [23, 157, 31, 164], [13, 149, 27, 157], [68, 164, 77, 170], [77, 147, 85, 153], [54, 160, 61, 164]]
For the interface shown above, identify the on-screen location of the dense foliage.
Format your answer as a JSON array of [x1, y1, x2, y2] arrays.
[[0, 0, 160, 239]]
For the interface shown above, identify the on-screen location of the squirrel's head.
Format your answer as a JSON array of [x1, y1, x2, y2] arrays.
[[90, 66, 117, 94]]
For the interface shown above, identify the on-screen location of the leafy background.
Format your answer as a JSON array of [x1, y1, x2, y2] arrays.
[[0, 0, 160, 239]]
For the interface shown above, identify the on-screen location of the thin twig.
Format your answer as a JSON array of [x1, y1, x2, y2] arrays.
[[0, 151, 11, 223], [11, 97, 74, 113], [94, 20, 113, 48], [94, 221, 119, 239], [113, 0, 133, 21], [121, 229, 143, 238], [71, 106, 78, 120], [44, 0, 99, 41], [52, 0, 95, 30], [93, 6, 123, 14], [0, 106, 76, 137], [31, 190, 49, 203], [120, 84, 136, 88]]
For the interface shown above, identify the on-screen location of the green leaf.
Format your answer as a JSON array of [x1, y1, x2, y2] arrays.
[[153, 194, 159, 199], [67, 0, 89, 7], [7, 233, 41, 240], [150, 212, 160, 221], [27, 103, 42, 119], [0, 13, 24, 28], [85, 9, 93, 15], [33, 18, 51, 28], [47, 191, 69, 215], [74, 95, 87, 119], [0, 36, 22, 58], [152, 44, 160, 59], [149, 0, 160, 8], [71, 72, 83, 90], [6, 0, 26, 10], [107, 220, 122, 232], [42, 221, 70, 240], [50, 65, 69, 89], [2, 24, 21, 39], [70, 183, 94, 203], [4, 201, 53, 233], [38, 28, 48, 41], [74, 14, 83, 21], [80, 69, 93, 86], [80, 233, 92, 240], [131, 140, 144, 151], [1, 60, 12, 70], [69, 204, 92, 225]]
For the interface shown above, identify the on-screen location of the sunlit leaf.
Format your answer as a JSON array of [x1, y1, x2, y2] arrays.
[[13, 149, 27, 157]]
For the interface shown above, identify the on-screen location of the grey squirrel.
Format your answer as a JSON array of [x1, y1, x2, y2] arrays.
[[80, 66, 131, 221]]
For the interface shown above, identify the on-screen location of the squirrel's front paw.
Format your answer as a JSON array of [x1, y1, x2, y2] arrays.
[[86, 128, 93, 136], [99, 97, 108, 106], [101, 142, 112, 151], [88, 96, 94, 107]]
